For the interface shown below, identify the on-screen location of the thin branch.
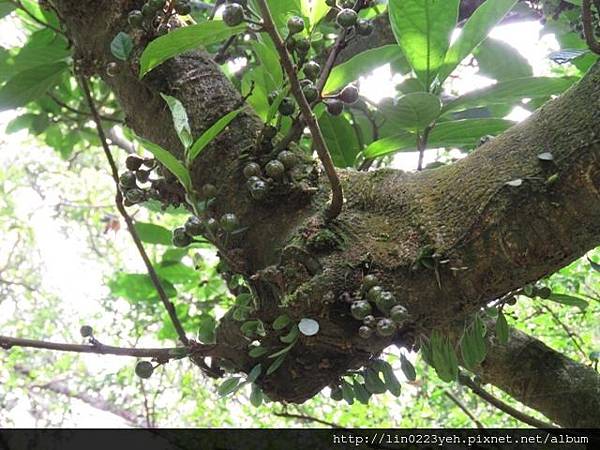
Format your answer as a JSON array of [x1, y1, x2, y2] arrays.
[[582, 0, 600, 55], [10, 0, 66, 36], [256, 0, 343, 220], [443, 390, 485, 428], [47, 93, 122, 124], [539, 304, 588, 361], [417, 126, 432, 171], [458, 373, 558, 429], [0, 335, 185, 360], [77, 75, 190, 346], [274, 411, 342, 428]]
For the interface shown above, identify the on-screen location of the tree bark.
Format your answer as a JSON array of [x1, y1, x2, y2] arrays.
[[52, 0, 600, 425]]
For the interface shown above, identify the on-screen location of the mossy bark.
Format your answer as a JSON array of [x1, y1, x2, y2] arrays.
[[54, 0, 600, 425]]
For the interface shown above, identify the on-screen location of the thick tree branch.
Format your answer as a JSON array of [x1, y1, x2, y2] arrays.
[[583, 0, 600, 55]]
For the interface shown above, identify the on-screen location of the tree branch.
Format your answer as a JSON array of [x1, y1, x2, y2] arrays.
[[274, 411, 342, 428], [256, 0, 343, 220], [582, 0, 600, 55], [443, 390, 484, 428]]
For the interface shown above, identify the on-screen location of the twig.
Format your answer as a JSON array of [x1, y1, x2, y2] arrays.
[[443, 390, 485, 428], [78, 75, 190, 346], [582, 0, 600, 55], [10, 0, 66, 36], [47, 93, 122, 124], [256, 0, 343, 220], [139, 378, 153, 428], [539, 304, 588, 361], [274, 411, 343, 428], [417, 126, 432, 171], [458, 373, 557, 428], [0, 335, 185, 360]]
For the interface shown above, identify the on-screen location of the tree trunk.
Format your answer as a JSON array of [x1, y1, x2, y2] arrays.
[[53, 0, 600, 426]]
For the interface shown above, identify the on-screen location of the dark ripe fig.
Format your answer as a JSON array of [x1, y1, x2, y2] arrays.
[[220, 213, 239, 232], [362, 315, 376, 328], [184, 216, 204, 236], [294, 37, 311, 55], [278, 97, 296, 116], [172, 227, 192, 247], [302, 83, 319, 103], [119, 171, 137, 189], [376, 318, 397, 337], [336, 8, 358, 28], [351, 300, 372, 320], [358, 325, 374, 339], [303, 61, 321, 81], [362, 274, 378, 291], [330, 386, 343, 401], [277, 150, 297, 169], [339, 85, 359, 104], [106, 62, 119, 77], [136, 169, 150, 183], [325, 98, 344, 116], [206, 217, 220, 234], [222, 3, 244, 26], [135, 361, 154, 379], [128, 9, 144, 27], [389, 304, 409, 324], [125, 188, 145, 204], [175, 0, 191, 15], [80, 325, 93, 338], [536, 286, 552, 299], [142, 3, 155, 17], [356, 18, 374, 36], [265, 160, 285, 179], [150, 0, 165, 9], [375, 290, 396, 313], [126, 155, 143, 171], [287, 16, 305, 35], [248, 179, 268, 200], [366, 285, 384, 303], [263, 125, 277, 139], [202, 183, 218, 199], [243, 162, 261, 179]]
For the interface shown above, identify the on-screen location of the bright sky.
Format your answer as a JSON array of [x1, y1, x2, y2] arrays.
[[0, 15, 561, 427]]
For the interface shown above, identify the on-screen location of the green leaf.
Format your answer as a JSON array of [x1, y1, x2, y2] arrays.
[[324, 45, 408, 94], [249, 346, 268, 358], [340, 379, 355, 405], [266, 353, 286, 375], [475, 38, 533, 81], [247, 364, 262, 383], [0, 0, 16, 18], [496, 311, 509, 344], [252, 39, 283, 90], [280, 325, 299, 344], [268, 342, 295, 359], [139, 21, 246, 78], [460, 320, 487, 370], [136, 136, 192, 191], [438, 0, 517, 84], [364, 118, 514, 158], [108, 273, 176, 302], [0, 62, 68, 112], [546, 293, 588, 311], [588, 255, 600, 273], [197, 315, 216, 344], [442, 77, 577, 114], [430, 331, 458, 382], [250, 0, 301, 32], [382, 92, 442, 131], [307, 0, 329, 28], [318, 112, 360, 168], [352, 380, 371, 405], [218, 377, 241, 397], [161, 94, 193, 150], [110, 32, 133, 61], [364, 368, 387, 394], [400, 354, 417, 381], [388, 0, 460, 89], [380, 362, 402, 397], [272, 314, 291, 331], [187, 108, 242, 164], [134, 222, 173, 246], [249, 383, 264, 407], [13, 29, 70, 72]]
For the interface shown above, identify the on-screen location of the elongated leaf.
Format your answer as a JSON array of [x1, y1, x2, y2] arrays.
[[318, 112, 360, 168], [341, 380, 355, 405], [438, 0, 517, 84], [137, 136, 192, 191], [0, 62, 68, 112], [251, 0, 302, 31], [218, 377, 241, 397], [268, 342, 295, 359], [442, 77, 577, 114], [496, 311, 509, 344], [547, 293, 588, 311], [249, 346, 268, 358], [187, 108, 242, 164], [382, 92, 442, 131], [266, 353, 286, 375], [111, 32, 133, 61], [139, 21, 246, 78], [272, 314, 291, 331], [352, 380, 371, 404], [0, 1, 16, 18], [134, 222, 173, 246], [249, 383, 264, 407], [388, 0, 460, 89], [379, 362, 402, 397], [400, 354, 417, 381], [247, 364, 262, 383], [460, 322, 487, 370], [475, 38, 533, 81], [252, 38, 283, 90], [324, 45, 408, 94], [431, 331, 458, 382], [364, 118, 514, 158], [280, 325, 299, 344], [161, 94, 193, 149], [364, 368, 387, 394]]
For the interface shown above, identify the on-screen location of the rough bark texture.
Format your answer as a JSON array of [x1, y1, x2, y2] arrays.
[[52, 0, 600, 426]]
